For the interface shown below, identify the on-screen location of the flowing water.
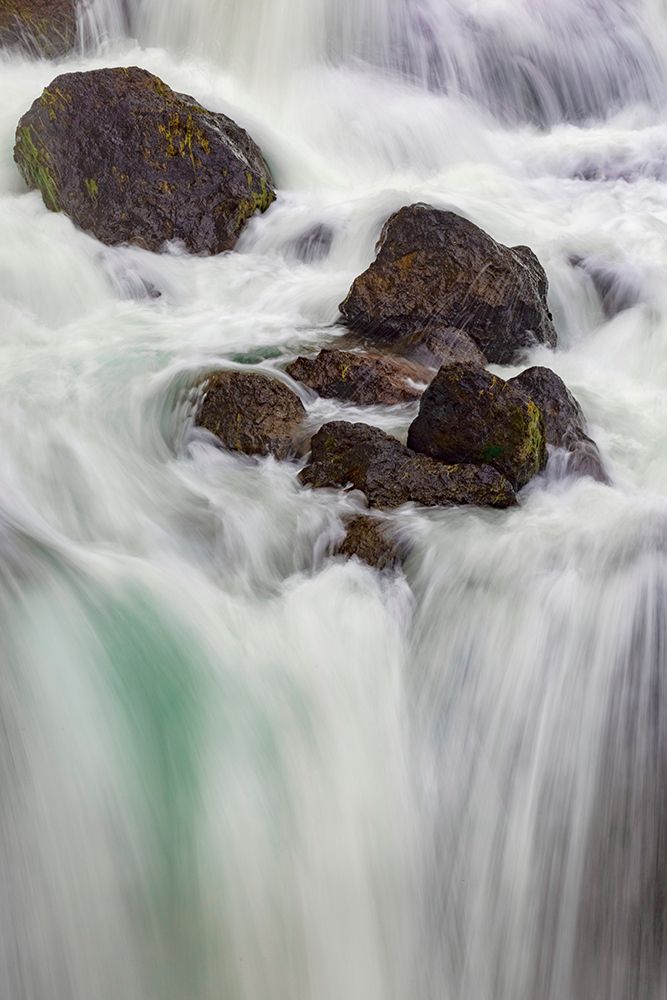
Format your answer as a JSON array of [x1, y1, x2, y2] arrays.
[[1, 1, 666, 997]]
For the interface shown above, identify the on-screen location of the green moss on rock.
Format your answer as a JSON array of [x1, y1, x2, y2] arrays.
[[407, 362, 547, 490], [15, 125, 59, 211], [13, 66, 277, 254]]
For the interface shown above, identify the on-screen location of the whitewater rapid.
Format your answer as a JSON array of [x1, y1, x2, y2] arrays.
[[0, 1, 666, 998]]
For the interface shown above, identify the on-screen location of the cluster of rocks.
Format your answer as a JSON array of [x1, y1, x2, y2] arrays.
[[9, 59, 606, 573], [195, 204, 606, 568]]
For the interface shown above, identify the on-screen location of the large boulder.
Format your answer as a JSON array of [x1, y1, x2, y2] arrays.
[[508, 366, 607, 482], [0, 0, 76, 58], [407, 363, 547, 490], [300, 421, 515, 509], [286, 348, 431, 406], [335, 516, 403, 571], [196, 371, 305, 460], [339, 204, 556, 364], [14, 67, 276, 254]]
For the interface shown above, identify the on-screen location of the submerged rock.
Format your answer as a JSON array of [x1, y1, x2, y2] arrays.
[[407, 363, 547, 491], [0, 0, 76, 58], [335, 515, 403, 571], [289, 223, 334, 263], [339, 204, 556, 364], [286, 348, 431, 406], [508, 366, 607, 482], [196, 370, 305, 459], [300, 421, 515, 509], [14, 67, 275, 254]]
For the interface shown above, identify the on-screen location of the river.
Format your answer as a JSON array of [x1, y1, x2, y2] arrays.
[[0, 2, 665, 998]]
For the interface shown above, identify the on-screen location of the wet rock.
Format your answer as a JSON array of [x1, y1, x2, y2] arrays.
[[335, 516, 403, 571], [508, 366, 607, 482], [14, 67, 275, 254], [300, 421, 515, 509], [286, 348, 431, 406], [407, 363, 547, 491], [196, 370, 305, 459], [396, 326, 488, 368], [339, 204, 556, 364], [0, 0, 76, 58]]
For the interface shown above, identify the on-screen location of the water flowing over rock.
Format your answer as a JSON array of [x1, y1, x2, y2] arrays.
[[300, 420, 516, 509], [408, 362, 547, 490], [14, 67, 276, 254], [339, 204, 557, 364], [286, 348, 431, 406], [196, 370, 305, 459], [0, 0, 76, 58], [509, 366, 607, 483], [335, 515, 403, 571], [396, 326, 488, 368]]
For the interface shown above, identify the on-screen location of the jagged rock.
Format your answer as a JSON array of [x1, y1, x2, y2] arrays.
[[14, 67, 275, 253], [407, 363, 547, 490], [0, 0, 76, 58], [300, 421, 515, 509], [286, 349, 430, 406], [196, 370, 305, 459], [335, 516, 403, 571], [508, 366, 607, 482], [339, 204, 556, 364]]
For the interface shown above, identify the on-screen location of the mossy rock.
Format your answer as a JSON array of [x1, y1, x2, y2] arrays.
[[14, 67, 276, 254], [407, 362, 548, 490], [196, 370, 305, 460], [300, 420, 515, 509], [0, 0, 76, 59], [509, 366, 607, 483]]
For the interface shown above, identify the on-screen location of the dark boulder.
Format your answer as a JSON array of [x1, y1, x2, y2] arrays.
[[0, 0, 76, 58], [300, 421, 515, 509], [407, 363, 547, 490], [286, 348, 431, 406], [14, 67, 275, 254], [196, 371, 305, 460], [335, 516, 403, 571], [339, 204, 556, 364], [508, 366, 607, 482]]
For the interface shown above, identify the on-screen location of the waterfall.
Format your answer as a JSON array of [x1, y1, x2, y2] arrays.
[[1, 0, 666, 997], [83, 0, 667, 123]]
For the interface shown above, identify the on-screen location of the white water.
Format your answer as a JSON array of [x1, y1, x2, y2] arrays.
[[0, 1, 666, 998]]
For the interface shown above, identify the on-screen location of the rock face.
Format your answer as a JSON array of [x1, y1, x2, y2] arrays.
[[339, 204, 556, 364], [0, 0, 76, 58], [335, 516, 402, 571], [286, 349, 431, 406], [300, 421, 515, 509], [407, 363, 547, 490], [196, 371, 305, 459], [509, 366, 607, 482], [14, 67, 275, 254]]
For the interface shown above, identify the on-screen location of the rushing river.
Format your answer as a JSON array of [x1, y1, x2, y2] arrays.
[[1, 1, 666, 998]]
